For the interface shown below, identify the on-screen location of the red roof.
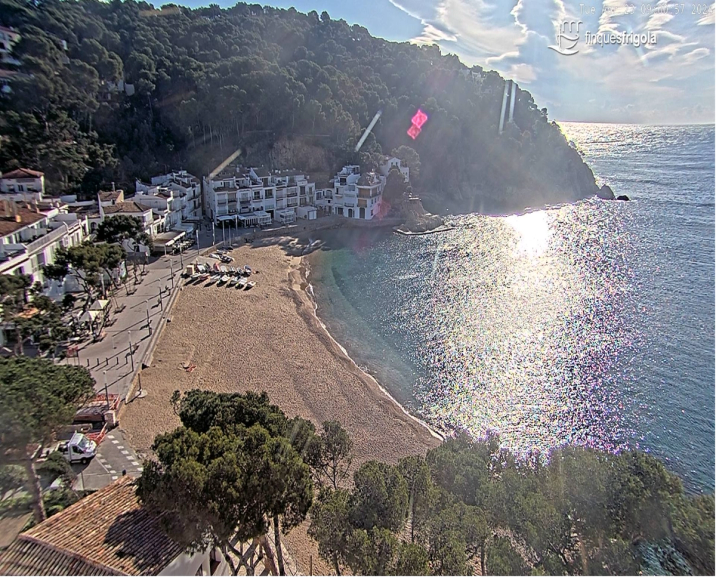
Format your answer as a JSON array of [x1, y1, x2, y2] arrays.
[[0, 477, 185, 576], [2, 168, 44, 179]]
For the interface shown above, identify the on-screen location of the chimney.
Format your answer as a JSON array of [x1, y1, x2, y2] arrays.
[[15, 213, 21, 223], [112, 182, 116, 192]]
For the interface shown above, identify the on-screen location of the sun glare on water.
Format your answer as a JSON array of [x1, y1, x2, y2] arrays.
[[506, 210, 552, 257]]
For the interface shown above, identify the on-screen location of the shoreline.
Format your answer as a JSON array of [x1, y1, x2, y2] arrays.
[[299, 257, 445, 443], [121, 237, 441, 573]]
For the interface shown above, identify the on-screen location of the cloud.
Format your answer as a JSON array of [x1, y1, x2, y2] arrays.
[[382, 0, 714, 123], [683, 47, 710, 64], [507, 62, 537, 82], [697, 4, 715, 25]]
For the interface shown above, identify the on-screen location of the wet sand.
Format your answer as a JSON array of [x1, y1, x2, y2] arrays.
[[121, 238, 440, 574]]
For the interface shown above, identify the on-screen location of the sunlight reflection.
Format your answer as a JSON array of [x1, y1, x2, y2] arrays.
[[506, 210, 552, 257]]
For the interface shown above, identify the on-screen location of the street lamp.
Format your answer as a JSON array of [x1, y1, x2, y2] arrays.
[[103, 370, 109, 407], [145, 300, 152, 336], [212, 221, 216, 246], [222, 220, 226, 247], [128, 331, 135, 372], [169, 259, 174, 290]]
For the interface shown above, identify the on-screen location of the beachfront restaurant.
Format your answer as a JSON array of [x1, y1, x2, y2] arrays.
[[152, 230, 186, 255], [219, 211, 272, 228], [276, 208, 296, 224]]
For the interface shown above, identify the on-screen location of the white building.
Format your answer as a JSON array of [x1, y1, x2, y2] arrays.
[[378, 156, 410, 182], [0, 200, 87, 292], [0, 25, 20, 67], [101, 200, 158, 237], [138, 170, 202, 225], [203, 166, 316, 226], [0, 476, 230, 576], [0, 168, 45, 201], [316, 165, 386, 220]]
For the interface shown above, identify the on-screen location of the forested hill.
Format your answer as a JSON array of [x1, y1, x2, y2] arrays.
[[0, 0, 601, 213]]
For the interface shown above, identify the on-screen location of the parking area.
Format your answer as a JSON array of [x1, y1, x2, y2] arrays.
[[72, 429, 144, 491]]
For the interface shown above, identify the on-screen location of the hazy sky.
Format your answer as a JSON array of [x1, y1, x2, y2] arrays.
[[180, 1, 715, 124]]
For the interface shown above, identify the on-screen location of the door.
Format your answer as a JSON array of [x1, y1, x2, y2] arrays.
[[360, 207, 366, 219], [348, 209, 354, 218]]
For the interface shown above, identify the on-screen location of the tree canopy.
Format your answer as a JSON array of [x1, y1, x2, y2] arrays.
[[141, 390, 316, 575], [43, 241, 125, 306], [95, 214, 151, 248], [309, 433, 715, 576], [0, 357, 95, 523], [0, 0, 599, 212]]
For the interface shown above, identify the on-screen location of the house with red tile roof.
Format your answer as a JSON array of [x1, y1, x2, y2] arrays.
[[0, 168, 45, 202], [0, 476, 228, 576]]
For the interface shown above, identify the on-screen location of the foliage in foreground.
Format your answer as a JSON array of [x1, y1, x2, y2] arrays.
[[0, 357, 95, 524], [138, 390, 713, 576], [308, 433, 715, 576]]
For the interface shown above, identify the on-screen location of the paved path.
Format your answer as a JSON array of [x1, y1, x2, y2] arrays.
[[60, 222, 218, 400]]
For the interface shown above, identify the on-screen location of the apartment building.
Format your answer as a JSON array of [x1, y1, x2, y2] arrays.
[[203, 166, 316, 226], [316, 165, 386, 220], [0, 200, 87, 292], [138, 170, 202, 224]]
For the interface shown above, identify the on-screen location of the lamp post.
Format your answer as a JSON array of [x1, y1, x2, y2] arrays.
[[222, 220, 226, 247], [145, 300, 152, 336], [128, 331, 135, 372], [196, 229, 200, 262], [169, 259, 174, 290], [103, 370, 109, 407], [212, 221, 216, 246]]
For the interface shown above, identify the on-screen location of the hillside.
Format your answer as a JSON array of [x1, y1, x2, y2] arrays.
[[0, 0, 600, 213]]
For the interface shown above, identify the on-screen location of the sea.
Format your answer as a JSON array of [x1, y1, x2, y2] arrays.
[[307, 123, 715, 493]]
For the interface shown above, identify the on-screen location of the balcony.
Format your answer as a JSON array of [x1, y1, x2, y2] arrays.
[[26, 223, 81, 254]]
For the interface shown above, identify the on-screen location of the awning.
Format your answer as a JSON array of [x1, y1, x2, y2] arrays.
[[79, 310, 101, 323], [89, 299, 109, 311], [152, 230, 186, 249], [237, 212, 272, 226], [172, 223, 195, 234]]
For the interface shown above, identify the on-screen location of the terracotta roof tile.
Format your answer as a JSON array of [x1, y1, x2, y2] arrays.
[[0, 205, 46, 236], [103, 201, 151, 214], [2, 168, 44, 179], [0, 477, 186, 576]]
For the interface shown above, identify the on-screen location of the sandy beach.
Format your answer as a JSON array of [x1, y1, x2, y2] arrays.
[[121, 237, 440, 573]]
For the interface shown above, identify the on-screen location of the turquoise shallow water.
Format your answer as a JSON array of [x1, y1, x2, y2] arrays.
[[308, 123, 715, 492]]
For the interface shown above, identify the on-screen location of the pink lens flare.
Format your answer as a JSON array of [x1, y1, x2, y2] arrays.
[[407, 124, 421, 140], [411, 109, 428, 129]]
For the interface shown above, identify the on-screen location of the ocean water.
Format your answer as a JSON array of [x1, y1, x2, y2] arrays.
[[308, 123, 715, 492]]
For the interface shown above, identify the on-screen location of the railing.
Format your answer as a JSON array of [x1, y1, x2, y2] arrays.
[[25, 223, 80, 253]]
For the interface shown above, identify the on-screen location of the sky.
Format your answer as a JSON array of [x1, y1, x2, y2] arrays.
[[179, 1, 715, 124]]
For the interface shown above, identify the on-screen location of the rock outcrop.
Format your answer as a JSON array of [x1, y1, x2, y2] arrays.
[[597, 184, 616, 200], [400, 196, 444, 232]]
